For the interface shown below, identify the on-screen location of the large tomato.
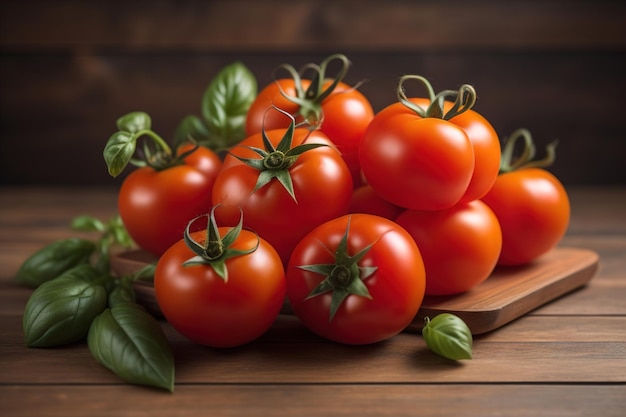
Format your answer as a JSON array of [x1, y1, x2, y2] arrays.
[[359, 76, 500, 210], [482, 168, 570, 266], [212, 123, 353, 263], [481, 129, 570, 266], [245, 54, 374, 187], [118, 143, 222, 257], [286, 214, 426, 345], [360, 109, 474, 211], [154, 214, 286, 348], [409, 98, 501, 204], [395, 200, 502, 296]]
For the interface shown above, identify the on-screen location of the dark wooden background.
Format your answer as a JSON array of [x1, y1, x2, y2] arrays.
[[2, 0, 625, 186]]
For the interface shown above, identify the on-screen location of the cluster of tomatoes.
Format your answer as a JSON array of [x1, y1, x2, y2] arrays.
[[112, 55, 571, 348]]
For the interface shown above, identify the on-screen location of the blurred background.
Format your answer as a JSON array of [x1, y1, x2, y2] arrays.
[[1, 0, 625, 186]]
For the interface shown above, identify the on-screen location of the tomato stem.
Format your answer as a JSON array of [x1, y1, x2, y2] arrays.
[[297, 216, 377, 322], [397, 75, 476, 120], [182, 207, 259, 282], [273, 53, 352, 129], [499, 128, 557, 173], [229, 108, 327, 202]]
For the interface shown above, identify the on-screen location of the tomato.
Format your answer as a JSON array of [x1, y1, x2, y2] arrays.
[[118, 144, 222, 257], [409, 98, 501, 204], [395, 200, 502, 296], [482, 168, 570, 266], [154, 219, 286, 348], [348, 184, 403, 220], [286, 214, 426, 345], [212, 125, 353, 263], [359, 76, 500, 210], [360, 109, 475, 210], [245, 55, 374, 187]]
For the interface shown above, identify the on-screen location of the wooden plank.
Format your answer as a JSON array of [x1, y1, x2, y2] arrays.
[[2, 0, 625, 50], [1, 385, 624, 417], [414, 247, 599, 334], [109, 247, 601, 334], [2, 315, 625, 384]]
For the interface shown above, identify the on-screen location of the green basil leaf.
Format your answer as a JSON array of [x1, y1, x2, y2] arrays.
[[117, 111, 151, 133], [88, 303, 174, 392], [103, 131, 137, 177], [173, 115, 210, 147], [15, 238, 96, 288], [201, 61, 257, 149], [71, 215, 106, 232], [23, 266, 107, 347], [422, 313, 473, 360]]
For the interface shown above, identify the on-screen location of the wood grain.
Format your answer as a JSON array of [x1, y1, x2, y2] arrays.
[[0, 183, 625, 416], [1, 385, 624, 417]]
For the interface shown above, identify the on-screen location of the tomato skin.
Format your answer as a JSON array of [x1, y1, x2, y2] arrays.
[[286, 214, 426, 345], [360, 108, 475, 211], [213, 128, 353, 263], [395, 200, 502, 296], [154, 229, 286, 348], [348, 184, 403, 220], [118, 144, 222, 257], [481, 168, 570, 266], [246, 79, 374, 187], [406, 98, 501, 204]]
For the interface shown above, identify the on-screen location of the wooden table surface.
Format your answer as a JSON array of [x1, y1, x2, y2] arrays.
[[1, 186, 624, 417]]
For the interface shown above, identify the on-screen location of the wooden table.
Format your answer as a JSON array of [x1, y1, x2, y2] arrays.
[[1, 186, 624, 417]]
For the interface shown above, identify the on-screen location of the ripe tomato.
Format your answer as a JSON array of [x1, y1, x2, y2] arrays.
[[286, 214, 426, 345], [482, 167, 570, 266], [348, 184, 403, 220], [212, 126, 353, 263], [395, 200, 502, 296], [245, 55, 374, 187], [154, 221, 286, 348], [409, 98, 501, 204], [360, 76, 500, 210], [360, 109, 475, 210], [118, 144, 222, 257]]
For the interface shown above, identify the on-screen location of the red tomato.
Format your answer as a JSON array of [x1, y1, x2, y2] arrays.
[[246, 79, 374, 187], [286, 214, 426, 345], [407, 98, 501, 203], [481, 167, 570, 265], [212, 128, 353, 263], [360, 108, 475, 211], [118, 144, 222, 257], [154, 228, 286, 348], [348, 184, 403, 220], [395, 200, 502, 296]]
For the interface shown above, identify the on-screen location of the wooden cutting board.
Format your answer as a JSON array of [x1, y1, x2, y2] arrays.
[[110, 246, 599, 335]]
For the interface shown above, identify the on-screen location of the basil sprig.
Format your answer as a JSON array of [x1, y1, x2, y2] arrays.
[[174, 61, 257, 151]]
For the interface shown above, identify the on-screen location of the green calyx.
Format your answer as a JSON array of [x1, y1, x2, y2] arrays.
[[275, 53, 352, 128], [103, 111, 198, 177], [397, 75, 477, 121], [499, 128, 557, 173], [230, 108, 327, 202], [183, 207, 259, 282], [298, 217, 378, 322]]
